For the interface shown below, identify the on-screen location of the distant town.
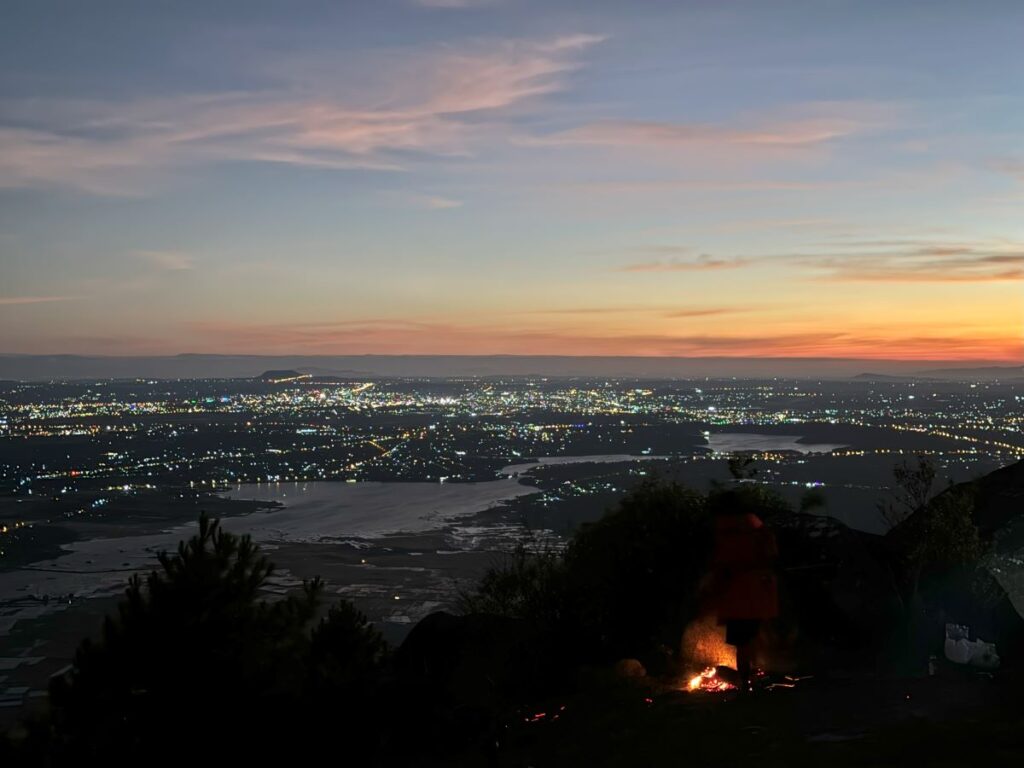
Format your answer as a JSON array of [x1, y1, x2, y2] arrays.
[[2, 374, 1022, 564]]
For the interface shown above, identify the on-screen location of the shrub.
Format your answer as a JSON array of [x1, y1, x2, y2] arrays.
[[29, 514, 385, 764]]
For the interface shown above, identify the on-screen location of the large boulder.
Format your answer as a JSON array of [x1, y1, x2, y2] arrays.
[[396, 611, 541, 706], [767, 513, 903, 671], [391, 611, 566, 755], [953, 459, 1024, 538]]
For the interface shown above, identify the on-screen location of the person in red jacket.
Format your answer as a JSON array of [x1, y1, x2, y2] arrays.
[[710, 501, 779, 692]]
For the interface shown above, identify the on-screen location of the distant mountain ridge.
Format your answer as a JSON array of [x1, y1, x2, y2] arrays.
[[852, 372, 935, 383], [918, 365, 1024, 381], [256, 369, 309, 382], [1, 353, 1021, 381]]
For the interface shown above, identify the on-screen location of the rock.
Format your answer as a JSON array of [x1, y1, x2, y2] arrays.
[[613, 658, 647, 679], [392, 611, 565, 756], [395, 611, 556, 707], [767, 513, 903, 670]]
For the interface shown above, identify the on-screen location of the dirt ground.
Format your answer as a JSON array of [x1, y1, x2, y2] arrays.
[[472, 669, 1024, 767]]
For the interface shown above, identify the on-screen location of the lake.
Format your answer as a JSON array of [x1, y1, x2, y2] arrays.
[[0, 477, 541, 608], [224, 478, 540, 540], [500, 454, 669, 476], [700, 433, 848, 454]]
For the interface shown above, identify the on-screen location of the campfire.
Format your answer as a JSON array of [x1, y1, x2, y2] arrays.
[[687, 666, 737, 693], [680, 614, 739, 692], [679, 615, 808, 694]]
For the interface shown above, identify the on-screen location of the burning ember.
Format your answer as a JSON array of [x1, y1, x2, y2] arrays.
[[681, 615, 740, 692], [687, 666, 737, 693]]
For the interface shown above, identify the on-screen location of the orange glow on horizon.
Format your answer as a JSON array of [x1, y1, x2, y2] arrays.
[[10, 321, 1022, 362]]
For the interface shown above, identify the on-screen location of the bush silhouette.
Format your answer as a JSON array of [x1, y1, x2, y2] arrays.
[[564, 478, 711, 662], [461, 478, 731, 665], [34, 514, 385, 764]]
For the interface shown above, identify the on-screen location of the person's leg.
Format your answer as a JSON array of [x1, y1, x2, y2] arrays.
[[727, 619, 759, 693], [736, 641, 752, 693]]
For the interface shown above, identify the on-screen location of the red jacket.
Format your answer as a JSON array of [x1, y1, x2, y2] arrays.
[[711, 512, 779, 621]]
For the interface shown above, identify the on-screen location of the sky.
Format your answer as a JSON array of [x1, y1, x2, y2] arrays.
[[1, 0, 1022, 362]]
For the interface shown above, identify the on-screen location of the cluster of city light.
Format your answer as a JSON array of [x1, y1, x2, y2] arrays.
[[1, 378, 1021, 498]]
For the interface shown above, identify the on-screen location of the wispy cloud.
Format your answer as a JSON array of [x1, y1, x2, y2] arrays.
[[990, 158, 1024, 181], [524, 101, 893, 152], [522, 305, 742, 317], [562, 179, 860, 196], [664, 307, 743, 319], [182, 318, 1021, 361], [529, 118, 852, 149], [412, 194, 464, 209], [798, 240, 1024, 283], [0, 295, 76, 306], [611, 237, 1024, 283], [134, 250, 196, 271], [0, 35, 605, 194], [618, 254, 752, 272]]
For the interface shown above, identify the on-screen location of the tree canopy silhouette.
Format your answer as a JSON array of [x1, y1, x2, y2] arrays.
[[33, 514, 386, 765], [460, 477, 801, 670]]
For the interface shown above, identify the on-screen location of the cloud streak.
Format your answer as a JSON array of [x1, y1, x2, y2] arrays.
[[524, 102, 893, 152], [180, 318, 1022, 361], [0, 35, 605, 194], [0, 295, 75, 306], [611, 239, 1024, 283], [134, 250, 196, 271], [522, 305, 743, 317], [800, 241, 1024, 283], [618, 254, 751, 272], [990, 158, 1024, 181], [413, 195, 464, 209]]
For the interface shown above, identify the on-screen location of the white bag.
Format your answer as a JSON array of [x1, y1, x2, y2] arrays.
[[943, 623, 1000, 669]]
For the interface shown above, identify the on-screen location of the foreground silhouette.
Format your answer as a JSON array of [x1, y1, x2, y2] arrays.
[[5, 463, 1024, 766], [12, 515, 386, 766]]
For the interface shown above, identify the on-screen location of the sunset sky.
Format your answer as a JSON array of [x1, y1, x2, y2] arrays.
[[1, 0, 1022, 361]]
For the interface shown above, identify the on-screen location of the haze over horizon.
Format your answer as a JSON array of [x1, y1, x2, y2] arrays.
[[2, 1, 1023, 361], [1, 352, 1021, 381]]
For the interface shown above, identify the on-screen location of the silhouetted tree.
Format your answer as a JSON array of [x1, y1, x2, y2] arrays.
[[28, 514, 385, 766], [458, 542, 565, 627], [308, 600, 388, 692], [878, 455, 938, 529], [563, 478, 710, 663], [727, 456, 758, 480], [910, 489, 983, 575]]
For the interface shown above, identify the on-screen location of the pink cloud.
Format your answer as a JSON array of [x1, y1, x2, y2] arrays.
[[618, 255, 751, 272], [0, 35, 605, 194], [134, 250, 196, 271], [529, 117, 857, 149], [523, 101, 894, 153], [414, 194, 464, 209]]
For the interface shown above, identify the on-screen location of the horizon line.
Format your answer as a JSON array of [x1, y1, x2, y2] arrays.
[[1, 352, 1022, 364]]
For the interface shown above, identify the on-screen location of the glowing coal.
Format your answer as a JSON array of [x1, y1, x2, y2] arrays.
[[679, 614, 745, 692], [687, 666, 737, 693]]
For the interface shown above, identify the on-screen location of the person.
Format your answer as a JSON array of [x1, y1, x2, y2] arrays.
[[709, 500, 779, 692]]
